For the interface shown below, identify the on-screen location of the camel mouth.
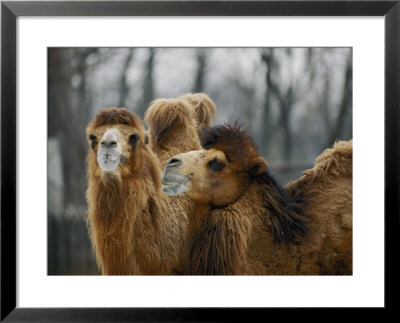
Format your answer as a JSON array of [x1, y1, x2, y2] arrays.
[[97, 155, 120, 172], [161, 182, 189, 196], [161, 171, 189, 196]]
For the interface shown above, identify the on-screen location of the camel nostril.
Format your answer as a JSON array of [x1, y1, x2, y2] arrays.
[[167, 158, 182, 167], [101, 141, 117, 148]]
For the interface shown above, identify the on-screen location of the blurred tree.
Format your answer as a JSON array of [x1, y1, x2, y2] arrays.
[[48, 48, 99, 274], [261, 49, 296, 161], [118, 49, 135, 108], [326, 55, 352, 147], [193, 49, 207, 93], [137, 48, 156, 117]]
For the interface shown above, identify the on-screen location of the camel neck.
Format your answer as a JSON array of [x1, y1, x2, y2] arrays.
[[87, 154, 168, 275], [186, 200, 251, 275]]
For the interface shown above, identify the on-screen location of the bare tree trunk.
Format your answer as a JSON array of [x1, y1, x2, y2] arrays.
[[281, 87, 294, 160], [327, 56, 352, 147], [48, 48, 95, 209], [193, 49, 207, 93], [260, 49, 274, 156], [261, 48, 295, 161], [137, 48, 156, 118], [118, 49, 135, 108]]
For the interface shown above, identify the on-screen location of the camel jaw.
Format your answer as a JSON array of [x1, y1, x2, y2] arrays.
[[97, 154, 120, 172], [162, 182, 189, 196]]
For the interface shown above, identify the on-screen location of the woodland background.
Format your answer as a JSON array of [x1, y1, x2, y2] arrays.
[[48, 47, 352, 275]]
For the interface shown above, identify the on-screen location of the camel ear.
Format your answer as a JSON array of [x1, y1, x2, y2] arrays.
[[249, 156, 268, 175]]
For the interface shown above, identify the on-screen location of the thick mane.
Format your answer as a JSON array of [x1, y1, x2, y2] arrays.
[[187, 202, 250, 275], [200, 123, 256, 169], [256, 171, 309, 245], [88, 107, 143, 131]]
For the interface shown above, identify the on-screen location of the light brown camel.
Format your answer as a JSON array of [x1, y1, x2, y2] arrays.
[[85, 107, 188, 275], [161, 123, 352, 275], [178, 93, 217, 133], [144, 93, 216, 167]]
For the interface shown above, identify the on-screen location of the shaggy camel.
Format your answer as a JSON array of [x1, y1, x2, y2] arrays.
[[86, 95, 216, 275], [179, 93, 217, 133], [161, 123, 352, 275], [144, 93, 216, 167], [85, 107, 188, 275]]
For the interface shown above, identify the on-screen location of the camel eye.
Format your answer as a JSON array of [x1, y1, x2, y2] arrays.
[[89, 134, 97, 148], [129, 134, 140, 146], [208, 158, 225, 171]]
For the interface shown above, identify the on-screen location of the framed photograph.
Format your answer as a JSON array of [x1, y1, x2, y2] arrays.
[[1, 0, 398, 321]]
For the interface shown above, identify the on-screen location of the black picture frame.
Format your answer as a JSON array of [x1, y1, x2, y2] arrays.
[[1, 1, 399, 321]]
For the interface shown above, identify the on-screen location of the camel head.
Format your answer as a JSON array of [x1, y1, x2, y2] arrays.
[[178, 93, 217, 133], [86, 107, 147, 177], [161, 123, 268, 206]]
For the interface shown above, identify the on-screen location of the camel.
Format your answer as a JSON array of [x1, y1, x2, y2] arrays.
[[85, 107, 189, 275], [178, 93, 217, 134], [86, 94, 217, 275], [144, 93, 216, 167], [161, 123, 352, 275]]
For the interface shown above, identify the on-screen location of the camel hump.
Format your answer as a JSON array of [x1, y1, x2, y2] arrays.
[[144, 98, 195, 142], [313, 140, 353, 179], [179, 93, 217, 131]]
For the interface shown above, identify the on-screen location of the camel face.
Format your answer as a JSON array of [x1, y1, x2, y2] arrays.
[[162, 148, 252, 206], [161, 150, 206, 197], [88, 124, 141, 175], [86, 107, 146, 178], [162, 124, 269, 207]]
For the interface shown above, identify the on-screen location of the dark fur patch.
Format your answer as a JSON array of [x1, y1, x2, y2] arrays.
[[89, 134, 97, 148], [257, 171, 309, 245], [200, 123, 256, 170]]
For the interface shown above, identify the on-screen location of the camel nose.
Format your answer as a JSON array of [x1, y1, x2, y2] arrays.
[[166, 158, 182, 168], [100, 140, 117, 149]]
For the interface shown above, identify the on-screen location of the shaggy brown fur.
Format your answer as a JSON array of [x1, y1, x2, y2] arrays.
[[179, 93, 217, 133], [86, 107, 187, 275], [144, 94, 216, 167], [161, 124, 352, 275], [144, 94, 217, 274], [285, 140, 353, 274]]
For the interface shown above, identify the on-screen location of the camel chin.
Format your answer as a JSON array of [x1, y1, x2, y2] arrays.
[[162, 182, 188, 196], [97, 150, 120, 172], [98, 157, 119, 172]]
